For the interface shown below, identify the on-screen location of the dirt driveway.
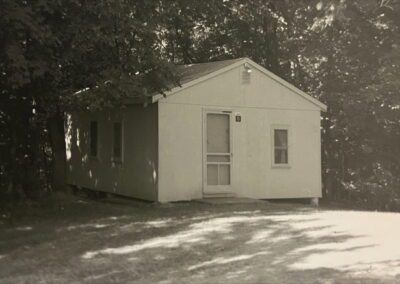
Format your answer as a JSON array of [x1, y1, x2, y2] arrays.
[[1, 197, 400, 283]]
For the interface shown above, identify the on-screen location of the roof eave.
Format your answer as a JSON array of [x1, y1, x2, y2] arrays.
[[152, 58, 248, 103], [242, 58, 327, 112]]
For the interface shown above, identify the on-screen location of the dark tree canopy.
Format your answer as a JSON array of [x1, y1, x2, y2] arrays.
[[1, 0, 400, 210]]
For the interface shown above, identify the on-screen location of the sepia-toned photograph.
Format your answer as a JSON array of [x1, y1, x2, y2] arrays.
[[1, 1, 399, 283]]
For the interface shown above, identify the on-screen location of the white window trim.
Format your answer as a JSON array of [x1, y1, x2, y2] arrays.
[[271, 125, 291, 168], [89, 120, 99, 160], [111, 120, 124, 164]]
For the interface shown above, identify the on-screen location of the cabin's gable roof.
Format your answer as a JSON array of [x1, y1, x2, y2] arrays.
[[152, 57, 327, 111], [175, 58, 243, 85]]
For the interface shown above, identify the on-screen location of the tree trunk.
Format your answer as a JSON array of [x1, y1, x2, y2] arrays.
[[48, 112, 67, 192]]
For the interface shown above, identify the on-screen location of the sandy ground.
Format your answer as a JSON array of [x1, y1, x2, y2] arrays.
[[1, 197, 400, 284]]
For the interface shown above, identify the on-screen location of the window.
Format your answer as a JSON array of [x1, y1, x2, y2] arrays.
[[90, 121, 98, 157], [273, 128, 289, 165], [112, 122, 123, 162]]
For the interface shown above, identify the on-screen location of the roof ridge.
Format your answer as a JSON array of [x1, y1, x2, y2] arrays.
[[180, 57, 244, 67]]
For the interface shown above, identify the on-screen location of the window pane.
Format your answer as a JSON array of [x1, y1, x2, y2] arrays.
[[274, 129, 288, 164], [113, 122, 122, 159], [207, 164, 218, 185], [90, 121, 98, 157], [207, 114, 230, 153], [275, 149, 288, 164], [274, 129, 288, 148], [219, 164, 231, 185]]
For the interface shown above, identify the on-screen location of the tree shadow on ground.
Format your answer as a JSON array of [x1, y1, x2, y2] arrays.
[[0, 197, 399, 284]]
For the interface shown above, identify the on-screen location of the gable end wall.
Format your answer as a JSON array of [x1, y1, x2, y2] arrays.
[[157, 65, 322, 202]]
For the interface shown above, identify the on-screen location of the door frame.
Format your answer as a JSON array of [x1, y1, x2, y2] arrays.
[[202, 108, 234, 195]]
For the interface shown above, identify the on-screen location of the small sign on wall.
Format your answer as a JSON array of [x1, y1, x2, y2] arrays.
[[235, 113, 242, 122]]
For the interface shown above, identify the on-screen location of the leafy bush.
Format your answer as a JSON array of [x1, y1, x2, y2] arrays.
[[340, 163, 400, 212]]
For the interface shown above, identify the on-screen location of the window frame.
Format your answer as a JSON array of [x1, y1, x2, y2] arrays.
[[111, 120, 124, 163], [89, 120, 99, 159], [271, 125, 291, 168]]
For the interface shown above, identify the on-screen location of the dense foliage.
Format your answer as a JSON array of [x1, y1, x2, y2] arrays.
[[1, 0, 399, 210], [0, 0, 178, 198]]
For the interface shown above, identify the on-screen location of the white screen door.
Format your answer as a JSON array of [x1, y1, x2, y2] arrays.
[[203, 111, 232, 194]]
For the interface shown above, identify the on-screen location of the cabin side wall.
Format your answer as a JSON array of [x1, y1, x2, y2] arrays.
[[66, 104, 158, 201], [158, 65, 322, 202]]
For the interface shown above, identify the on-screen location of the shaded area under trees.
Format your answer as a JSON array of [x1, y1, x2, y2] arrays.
[[1, 0, 400, 210]]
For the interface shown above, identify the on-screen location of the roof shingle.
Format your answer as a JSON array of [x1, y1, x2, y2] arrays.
[[175, 58, 244, 85]]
